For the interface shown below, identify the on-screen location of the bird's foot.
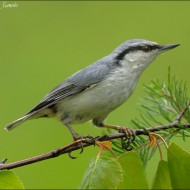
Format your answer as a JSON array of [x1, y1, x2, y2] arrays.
[[68, 134, 95, 159], [103, 124, 136, 150], [118, 127, 136, 151], [73, 134, 95, 143], [74, 134, 95, 153]]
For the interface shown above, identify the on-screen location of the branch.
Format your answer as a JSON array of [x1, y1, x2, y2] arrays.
[[0, 102, 189, 171]]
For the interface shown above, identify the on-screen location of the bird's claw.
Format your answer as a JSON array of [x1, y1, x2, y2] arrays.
[[68, 152, 77, 159], [68, 135, 95, 159], [73, 134, 95, 144], [82, 135, 95, 144], [118, 127, 136, 151]]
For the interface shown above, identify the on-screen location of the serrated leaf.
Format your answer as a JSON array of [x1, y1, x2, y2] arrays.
[[168, 143, 190, 189], [79, 156, 123, 189], [0, 171, 24, 189], [152, 160, 172, 189], [117, 151, 149, 189]]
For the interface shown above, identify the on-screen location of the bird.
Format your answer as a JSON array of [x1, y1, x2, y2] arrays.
[[4, 39, 180, 141]]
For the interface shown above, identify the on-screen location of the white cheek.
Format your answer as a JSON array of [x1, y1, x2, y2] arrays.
[[124, 51, 145, 62], [125, 54, 138, 62]]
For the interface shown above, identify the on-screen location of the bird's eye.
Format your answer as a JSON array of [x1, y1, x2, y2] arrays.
[[141, 45, 151, 52]]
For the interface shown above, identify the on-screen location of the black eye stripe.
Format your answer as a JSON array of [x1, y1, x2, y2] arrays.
[[116, 44, 160, 60], [140, 45, 159, 52]]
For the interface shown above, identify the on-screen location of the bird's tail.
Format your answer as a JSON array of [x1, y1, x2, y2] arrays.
[[4, 114, 32, 131], [4, 107, 53, 131]]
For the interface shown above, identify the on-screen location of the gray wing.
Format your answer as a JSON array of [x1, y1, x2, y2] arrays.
[[27, 54, 117, 114]]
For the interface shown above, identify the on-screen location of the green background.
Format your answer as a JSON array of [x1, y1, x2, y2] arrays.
[[0, 1, 190, 189]]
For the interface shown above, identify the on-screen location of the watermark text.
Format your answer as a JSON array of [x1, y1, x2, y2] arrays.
[[0, 1, 18, 10]]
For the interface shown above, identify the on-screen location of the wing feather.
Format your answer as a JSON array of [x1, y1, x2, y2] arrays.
[[27, 83, 86, 114], [27, 54, 116, 115]]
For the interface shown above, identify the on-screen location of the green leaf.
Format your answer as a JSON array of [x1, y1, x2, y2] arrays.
[[168, 143, 190, 189], [117, 151, 149, 189], [152, 160, 172, 189], [79, 156, 123, 189], [0, 171, 24, 189]]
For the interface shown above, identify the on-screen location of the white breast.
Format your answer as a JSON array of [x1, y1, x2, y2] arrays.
[[56, 65, 141, 125]]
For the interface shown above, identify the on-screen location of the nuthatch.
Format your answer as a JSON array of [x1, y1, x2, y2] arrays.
[[5, 39, 180, 141]]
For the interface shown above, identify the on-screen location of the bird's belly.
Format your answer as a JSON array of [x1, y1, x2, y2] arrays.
[[56, 73, 138, 125]]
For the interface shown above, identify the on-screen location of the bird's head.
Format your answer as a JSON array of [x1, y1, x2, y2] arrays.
[[113, 39, 180, 72]]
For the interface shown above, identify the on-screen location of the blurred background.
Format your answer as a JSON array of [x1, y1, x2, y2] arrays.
[[0, 1, 190, 189]]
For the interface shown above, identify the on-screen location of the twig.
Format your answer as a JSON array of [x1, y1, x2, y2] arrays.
[[0, 103, 190, 171], [176, 101, 190, 121]]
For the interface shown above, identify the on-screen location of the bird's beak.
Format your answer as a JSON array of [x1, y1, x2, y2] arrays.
[[159, 43, 180, 52]]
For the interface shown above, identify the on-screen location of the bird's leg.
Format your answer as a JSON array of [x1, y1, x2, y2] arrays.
[[65, 123, 82, 141], [103, 124, 136, 150], [66, 124, 94, 141], [65, 123, 95, 158]]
